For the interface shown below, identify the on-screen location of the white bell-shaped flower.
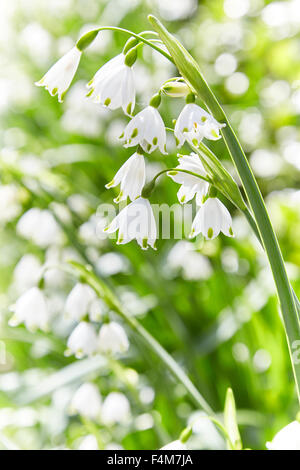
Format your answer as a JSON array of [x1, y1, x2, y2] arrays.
[[101, 392, 130, 425], [98, 321, 129, 355], [121, 106, 167, 154], [9, 287, 50, 332], [105, 151, 145, 203], [190, 198, 234, 240], [174, 103, 225, 147], [87, 53, 135, 116], [17, 208, 61, 248], [70, 383, 102, 421], [104, 197, 157, 250], [35, 46, 82, 102], [168, 153, 209, 204], [266, 421, 300, 450], [66, 321, 98, 358], [65, 282, 96, 321], [161, 440, 187, 450]]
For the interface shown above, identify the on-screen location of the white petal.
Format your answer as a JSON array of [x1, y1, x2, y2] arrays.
[[121, 67, 135, 116]]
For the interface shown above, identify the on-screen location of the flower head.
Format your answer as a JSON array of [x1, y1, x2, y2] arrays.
[[9, 287, 50, 332], [65, 282, 96, 321], [87, 53, 135, 116], [174, 103, 225, 147], [66, 321, 98, 358], [105, 150, 145, 203], [121, 106, 167, 154], [104, 197, 157, 250], [266, 421, 300, 450], [101, 392, 130, 425], [98, 321, 129, 355], [168, 153, 209, 204], [35, 46, 81, 102], [70, 383, 102, 421], [190, 198, 234, 240]]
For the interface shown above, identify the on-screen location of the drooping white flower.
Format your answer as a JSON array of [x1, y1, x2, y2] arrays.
[[13, 254, 42, 294], [105, 151, 145, 202], [87, 53, 135, 116], [9, 287, 50, 332], [66, 322, 98, 358], [121, 106, 167, 154], [104, 197, 157, 250], [174, 103, 225, 147], [65, 282, 97, 321], [168, 153, 209, 204], [35, 46, 82, 102], [190, 198, 234, 240], [98, 321, 129, 355], [161, 440, 187, 450], [101, 392, 130, 425], [78, 434, 99, 450], [70, 383, 102, 421], [266, 421, 300, 450]]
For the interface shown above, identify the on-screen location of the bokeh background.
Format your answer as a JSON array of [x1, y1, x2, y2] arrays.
[[0, 0, 300, 450]]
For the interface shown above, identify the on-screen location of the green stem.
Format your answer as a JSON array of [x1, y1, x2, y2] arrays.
[[69, 261, 215, 417], [148, 14, 300, 402], [77, 26, 173, 62]]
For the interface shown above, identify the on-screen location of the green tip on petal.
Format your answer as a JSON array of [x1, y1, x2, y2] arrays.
[[117, 234, 124, 244], [142, 238, 148, 249], [105, 179, 114, 189], [152, 137, 158, 145], [229, 227, 234, 236], [126, 102, 132, 115], [207, 227, 214, 239], [51, 87, 58, 96], [104, 97, 111, 106], [131, 128, 138, 138], [86, 88, 94, 97], [180, 195, 186, 203], [119, 132, 124, 139], [175, 137, 180, 146]]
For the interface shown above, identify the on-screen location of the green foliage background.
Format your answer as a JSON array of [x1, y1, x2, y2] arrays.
[[0, 0, 300, 450]]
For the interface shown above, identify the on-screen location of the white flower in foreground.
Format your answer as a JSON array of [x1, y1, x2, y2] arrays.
[[9, 287, 50, 332], [168, 153, 209, 204], [98, 321, 129, 355], [266, 421, 300, 450], [87, 53, 135, 116], [105, 150, 145, 202], [121, 106, 167, 154], [70, 383, 102, 421], [65, 282, 96, 321], [174, 103, 225, 147], [101, 392, 130, 425], [161, 440, 187, 450], [104, 197, 157, 250], [35, 46, 82, 102], [78, 435, 99, 450], [66, 322, 98, 358], [190, 198, 234, 240]]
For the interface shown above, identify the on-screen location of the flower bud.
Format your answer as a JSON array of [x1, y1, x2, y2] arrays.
[[161, 81, 190, 98], [149, 93, 161, 108], [124, 47, 138, 67], [123, 37, 139, 54], [76, 29, 99, 51]]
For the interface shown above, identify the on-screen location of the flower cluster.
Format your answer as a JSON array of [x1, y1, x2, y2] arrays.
[[35, 37, 234, 250]]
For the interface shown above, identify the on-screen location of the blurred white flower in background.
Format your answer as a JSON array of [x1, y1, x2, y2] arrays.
[[12, 254, 42, 294], [64, 283, 97, 321], [152, 0, 197, 21], [166, 241, 212, 281], [9, 287, 50, 332], [225, 72, 249, 96], [17, 208, 62, 248], [20, 22, 52, 66], [98, 321, 129, 355], [77, 434, 99, 450], [70, 383, 102, 421], [250, 149, 282, 178], [66, 321, 98, 358], [0, 185, 22, 224], [101, 392, 130, 425], [214, 53, 237, 77], [266, 421, 300, 450]]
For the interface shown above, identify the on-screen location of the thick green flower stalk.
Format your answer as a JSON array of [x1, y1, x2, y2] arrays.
[[148, 15, 300, 401]]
